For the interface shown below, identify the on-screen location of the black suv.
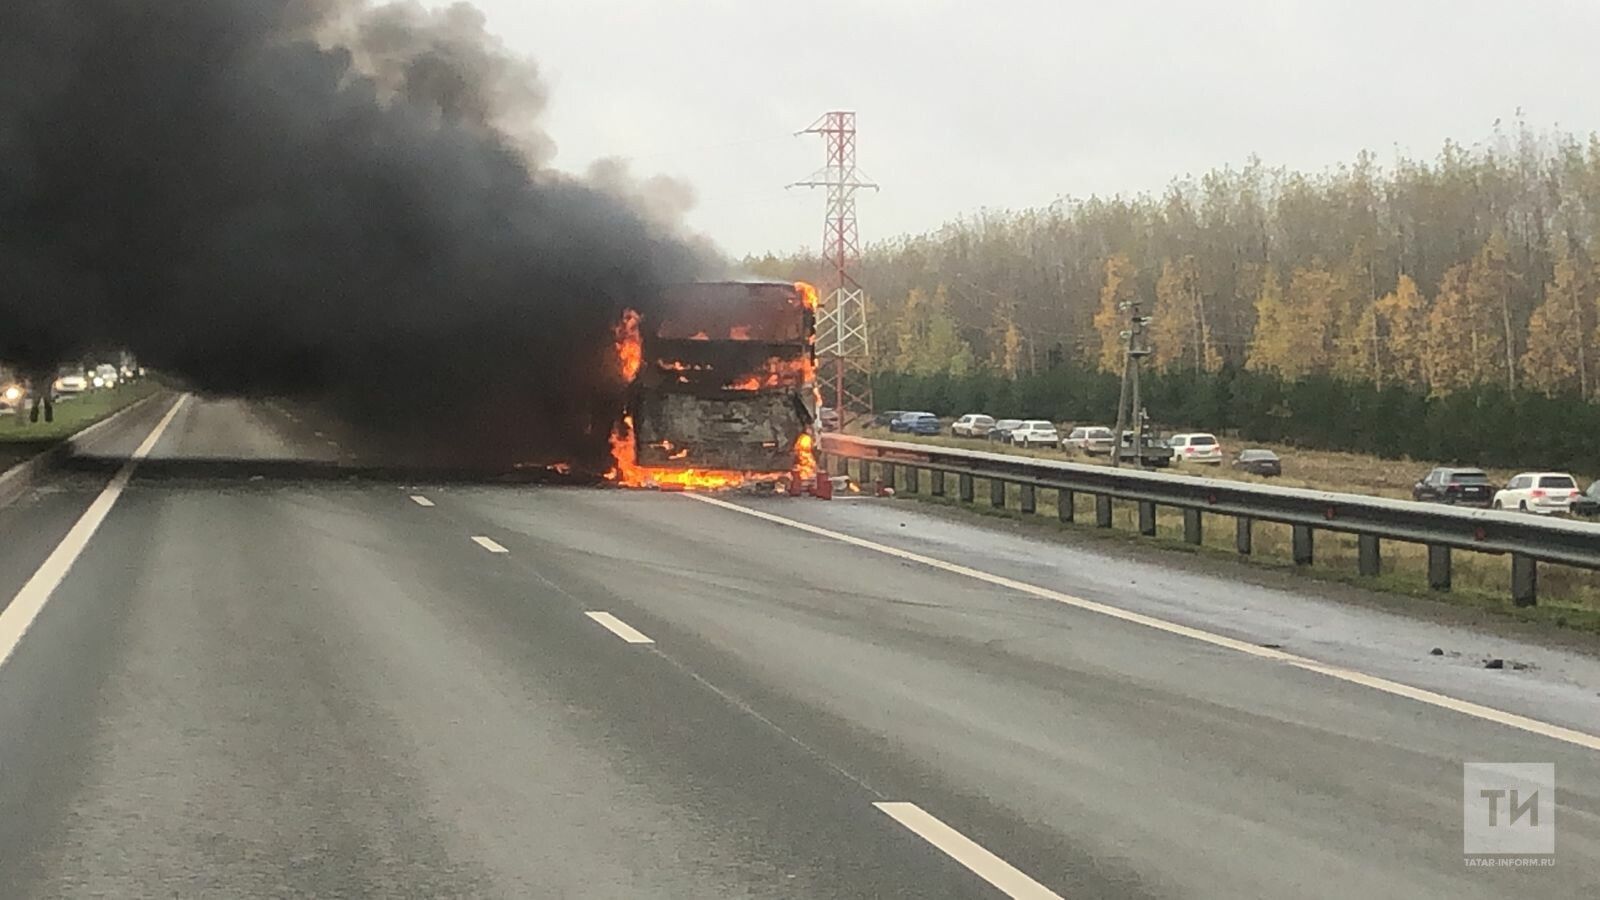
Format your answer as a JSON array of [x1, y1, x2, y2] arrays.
[[1412, 467, 1494, 507]]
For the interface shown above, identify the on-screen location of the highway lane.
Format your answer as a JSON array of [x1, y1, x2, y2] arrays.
[[1, 394, 1597, 897]]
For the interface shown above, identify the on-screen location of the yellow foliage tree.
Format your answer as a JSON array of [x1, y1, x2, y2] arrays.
[[1464, 230, 1517, 391], [1374, 274, 1428, 389], [1093, 254, 1138, 373], [1521, 250, 1593, 396], [1150, 255, 1220, 372], [893, 285, 974, 375], [1245, 269, 1288, 373], [1424, 264, 1482, 393], [1250, 266, 1336, 378]]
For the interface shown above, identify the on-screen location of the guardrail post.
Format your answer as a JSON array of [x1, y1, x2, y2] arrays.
[[853, 457, 870, 486], [1183, 508, 1202, 545], [881, 462, 896, 493], [1235, 517, 1252, 555], [1511, 554, 1537, 607], [1137, 500, 1156, 536], [958, 473, 974, 503], [1095, 495, 1113, 528], [989, 478, 1006, 509], [1358, 534, 1381, 577], [1019, 483, 1036, 514], [930, 470, 945, 496], [1058, 489, 1074, 523], [1292, 525, 1314, 566], [1427, 545, 1451, 591]]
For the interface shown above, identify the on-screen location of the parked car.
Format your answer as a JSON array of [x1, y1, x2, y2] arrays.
[[1231, 448, 1282, 476], [1411, 467, 1494, 508], [988, 419, 1024, 443], [1168, 432, 1223, 465], [54, 370, 89, 394], [818, 406, 841, 432], [1492, 472, 1581, 514], [1571, 481, 1600, 517], [889, 412, 941, 435], [871, 410, 906, 428], [92, 363, 119, 388], [951, 413, 996, 438], [1064, 426, 1116, 456], [1114, 432, 1174, 468], [1007, 420, 1060, 448]]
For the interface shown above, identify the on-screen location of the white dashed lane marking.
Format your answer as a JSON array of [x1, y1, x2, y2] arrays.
[[874, 802, 1064, 899], [584, 611, 654, 644]]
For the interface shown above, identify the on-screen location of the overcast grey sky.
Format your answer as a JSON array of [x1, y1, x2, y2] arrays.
[[467, 0, 1600, 258]]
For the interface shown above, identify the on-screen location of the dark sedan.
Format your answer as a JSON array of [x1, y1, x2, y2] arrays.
[[1232, 448, 1282, 477], [1573, 481, 1600, 517]]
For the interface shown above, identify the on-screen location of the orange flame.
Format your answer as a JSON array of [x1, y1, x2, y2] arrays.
[[616, 309, 642, 383], [795, 281, 820, 312], [608, 287, 821, 492]]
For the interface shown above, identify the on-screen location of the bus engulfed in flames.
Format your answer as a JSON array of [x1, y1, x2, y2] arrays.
[[608, 281, 820, 490]]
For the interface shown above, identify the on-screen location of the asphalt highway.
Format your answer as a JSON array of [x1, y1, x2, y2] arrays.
[[1, 393, 1596, 898]]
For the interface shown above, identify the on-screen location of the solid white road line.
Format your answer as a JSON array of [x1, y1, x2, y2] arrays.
[[584, 611, 655, 644], [471, 536, 509, 554], [686, 494, 1600, 753], [409, 495, 435, 507], [0, 394, 188, 671], [874, 802, 1064, 900]]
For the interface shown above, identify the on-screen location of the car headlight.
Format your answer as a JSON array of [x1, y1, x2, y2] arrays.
[[2, 386, 20, 402]]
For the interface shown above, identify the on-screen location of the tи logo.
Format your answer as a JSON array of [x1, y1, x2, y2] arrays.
[[1463, 763, 1555, 861]]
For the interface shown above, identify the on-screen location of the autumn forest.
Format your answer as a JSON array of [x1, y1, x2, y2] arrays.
[[749, 120, 1600, 398]]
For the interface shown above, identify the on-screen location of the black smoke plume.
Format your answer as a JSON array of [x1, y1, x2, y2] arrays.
[[0, 0, 714, 469]]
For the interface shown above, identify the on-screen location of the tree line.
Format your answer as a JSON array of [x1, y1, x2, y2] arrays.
[[745, 118, 1600, 400], [873, 366, 1598, 475]]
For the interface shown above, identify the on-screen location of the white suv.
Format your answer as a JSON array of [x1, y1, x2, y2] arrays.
[[1008, 420, 1060, 448], [951, 413, 996, 437], [1169, 433, 1223, 465], [1493, 472, 1580, 514]]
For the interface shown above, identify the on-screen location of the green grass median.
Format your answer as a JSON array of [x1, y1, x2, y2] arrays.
[[0, 380, 161, 472]]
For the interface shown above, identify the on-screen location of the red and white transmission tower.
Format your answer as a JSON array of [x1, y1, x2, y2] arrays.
[[789, 111, 878, 425]]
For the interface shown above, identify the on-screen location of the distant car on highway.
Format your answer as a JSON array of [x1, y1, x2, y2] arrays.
[[987, 419, 1024, 443], [950, 413, 995, 438], [1007, 420, 1060, 448], [818, 406, 841, 432], [1064, 426, 1115, 455], [1231, 448, 1282, 477], [93, 364, 119, 388], [1492, 472, 1580, 514], [889, 412, 941, 435], [1411, 467, 1494, 508], [872, 410, 906, 428], [0, 370, 23, 412], [1168, 432, 1223, 465], [54, 370, 89, 394], [1571, 481, 1600, 517]]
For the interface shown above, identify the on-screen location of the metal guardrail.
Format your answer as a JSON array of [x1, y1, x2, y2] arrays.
[[820, 433, 1600, 606]]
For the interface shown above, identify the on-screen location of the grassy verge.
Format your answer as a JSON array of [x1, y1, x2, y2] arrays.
[[0, 381, 161, 471], [838, 459, 1600, 637]]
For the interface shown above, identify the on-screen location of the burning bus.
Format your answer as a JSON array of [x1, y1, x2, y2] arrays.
[[610, 281, 820, 489]]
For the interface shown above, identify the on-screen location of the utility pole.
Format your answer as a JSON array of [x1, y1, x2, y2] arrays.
[[1110, 296, 1152, 468], [790, 111, 879, 427]]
